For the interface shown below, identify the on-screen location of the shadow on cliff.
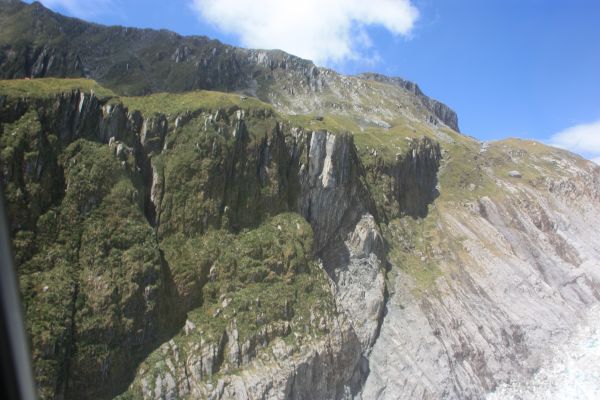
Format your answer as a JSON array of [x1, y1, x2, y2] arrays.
[[385, 138, 442, 220]]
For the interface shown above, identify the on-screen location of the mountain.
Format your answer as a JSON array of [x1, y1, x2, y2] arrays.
[[1, 2, 599, 400], [0, 0, 459, 132]]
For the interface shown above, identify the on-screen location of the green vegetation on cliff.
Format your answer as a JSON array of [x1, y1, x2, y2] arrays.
[[0, 78, 115, 98], [2, 76, 580, 399], [11, 136, 167, 399], [0, 78, 335, 399], [119, 90, 273, 117]]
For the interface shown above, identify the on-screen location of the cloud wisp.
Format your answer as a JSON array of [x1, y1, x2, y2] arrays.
[[189, 0, 419, 66], [37, 0, 113, 18], [548, 119, 600, 165]]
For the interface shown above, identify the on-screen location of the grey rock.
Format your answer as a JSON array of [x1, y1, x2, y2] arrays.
[[333, 213, 386, 349], [508, 170, 522, 178], [361, 161, 600, 400], [358, 72, 460, 132]]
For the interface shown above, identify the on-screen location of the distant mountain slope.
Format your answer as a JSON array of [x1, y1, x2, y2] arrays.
[[0, 0, 459, 132]]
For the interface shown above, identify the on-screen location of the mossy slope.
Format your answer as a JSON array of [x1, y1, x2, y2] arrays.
[[0, 78, 334, 399]]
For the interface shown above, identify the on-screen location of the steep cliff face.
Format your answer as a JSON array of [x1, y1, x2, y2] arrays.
[[0, 80, 401, 399], [1, 5, 599, 399], [3, 76, 599, 400], [1, 89, 182, 399], [0, 73, 447, 397]]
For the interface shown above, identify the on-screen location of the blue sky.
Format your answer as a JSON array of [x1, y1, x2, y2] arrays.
[[29, 0, 600, 162]]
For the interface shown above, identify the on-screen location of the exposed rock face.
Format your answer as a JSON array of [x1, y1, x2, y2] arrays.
[[1, 87, 400, 399], [298, 130, 387, 362], [334, 213, 386, 349], [5, 82, 598, 400], [358, 73, 460, 132], [299, 130, 363, 250], [361, 152, 600, 399], [176, 317, 364, 400], [380, 137, 441, 219], [488, 305, 600, 400], [2, 4, 600, 400]]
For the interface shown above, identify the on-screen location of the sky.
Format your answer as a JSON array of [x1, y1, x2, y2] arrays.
[[27, 0, 600, 163]]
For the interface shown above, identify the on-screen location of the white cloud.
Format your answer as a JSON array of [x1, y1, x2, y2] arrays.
[[548, 119, 600, 165], [36, 0, 112, 18], [189, 0, 419, 65]]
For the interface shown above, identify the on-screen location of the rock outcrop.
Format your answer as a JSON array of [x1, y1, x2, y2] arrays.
[[358, 73, 460, 132]]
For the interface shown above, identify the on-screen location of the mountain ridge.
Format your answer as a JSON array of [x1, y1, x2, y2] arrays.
[[0, 0, 459, 132]]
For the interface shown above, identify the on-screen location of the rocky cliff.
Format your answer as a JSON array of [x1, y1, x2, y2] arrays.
[[362, 141, 600, 399], [0, 79, 389, 399], [1, 3, 599, 400], [4, 77, 598, 400]]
